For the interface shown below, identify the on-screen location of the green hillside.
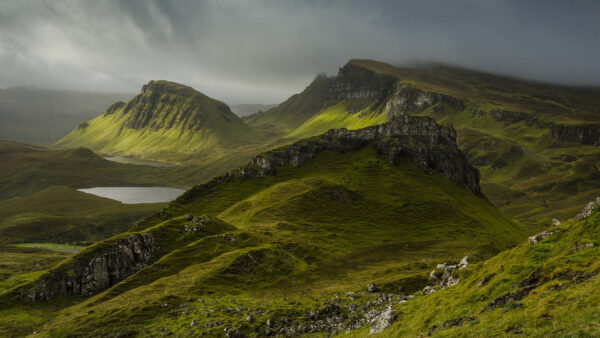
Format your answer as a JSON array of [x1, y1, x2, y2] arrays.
[[0, 117, 527, 337], [247, 59, 600, 226], [55, 80, 264, 163]]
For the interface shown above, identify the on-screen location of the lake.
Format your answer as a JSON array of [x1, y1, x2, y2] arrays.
[[78, 187, 186, 204]]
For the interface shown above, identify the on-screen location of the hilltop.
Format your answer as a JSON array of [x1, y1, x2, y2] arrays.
[[0, 115, 526, 336], [55, 80, 264, 163]]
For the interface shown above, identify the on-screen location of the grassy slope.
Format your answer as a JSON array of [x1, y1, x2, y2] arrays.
[[55, 81, 264, 163], [13, 145, 526, 336], [368, 206, 600, 337], [0, 186, 164, 244]]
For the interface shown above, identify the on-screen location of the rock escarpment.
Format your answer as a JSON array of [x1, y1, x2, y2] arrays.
[[328, 63, 465, 116], [550, 123, 600, 146], [231, 115, 481, 195], [121, 80, 235, 131], [15, 233, 156, 301]]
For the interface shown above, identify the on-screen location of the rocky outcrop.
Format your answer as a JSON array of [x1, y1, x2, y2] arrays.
[[550, 123, 600, 146], [18, 233, 156, 301], [528, 229, 562, 245], [489, 109, 538, 124], [574, 197, 600, 222], [385, 83, 465, 118], [369, 305, 397, 334], [428, 257, 469, 288], [329, 63, 397, 101], [230, 115, 481, 195], [102, 101, 126, 116]]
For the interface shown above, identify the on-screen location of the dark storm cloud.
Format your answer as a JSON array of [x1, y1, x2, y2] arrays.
[[0, 0, 599, 103]]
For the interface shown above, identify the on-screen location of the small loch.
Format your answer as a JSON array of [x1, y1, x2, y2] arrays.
[[78, 187, 186, 204]]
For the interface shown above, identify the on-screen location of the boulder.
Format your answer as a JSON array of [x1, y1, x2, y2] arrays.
[[369, 305, 397, 334], [528, 230, 562, 245], [551, 218, 561, 226], [367, 283, 380, 293], [574, 197, 600, 222]]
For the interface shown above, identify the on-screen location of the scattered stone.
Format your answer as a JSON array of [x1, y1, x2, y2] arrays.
[[367, 283, 380, 293], [369, 305, 397, 334], [574, 197, 600, 222], [528, 229, 562, 245], [551, 218, 561, 226], [459, 256, 469, 269], [423, 286, 436, 295], [225, 327, 246, 338], [184, 214, 194, 221], [505, 326, 523, 334], [190, 319, 197, 326], [570, 243, 594, 253], [245, 315, 254, 322]]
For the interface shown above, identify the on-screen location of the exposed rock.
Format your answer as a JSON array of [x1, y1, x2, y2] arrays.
[[225, 327, 246, 338], [369, 305, 397, 334], [230, 114, 481, 195], [570, 243, 594, 253], [528, 229, 563, 245], [423, 286, 436, 295], [22, 233, 156, 301], [550, 123, 600, 146], [367, 283, 380, 293], [574, 197, 600, 222], [329, 63, 397, 101], [459, 256, 469, 269], [429, 257, 468, 288], [385, 83, 465, 118], [490, 109, 537, 124], [551, 218, 562, 227]]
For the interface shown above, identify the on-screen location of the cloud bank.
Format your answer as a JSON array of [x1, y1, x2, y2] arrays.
[[1, 0, 599, 103]]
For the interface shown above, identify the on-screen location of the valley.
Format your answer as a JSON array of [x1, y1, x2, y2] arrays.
[[1, 60, 599, 337]]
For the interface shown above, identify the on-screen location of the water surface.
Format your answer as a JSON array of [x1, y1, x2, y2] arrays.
[[103, 156, 176, 167], [78, 187, 185, 204]]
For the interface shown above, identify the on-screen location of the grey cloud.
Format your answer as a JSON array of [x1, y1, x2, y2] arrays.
[[0, 0, 598, 104]]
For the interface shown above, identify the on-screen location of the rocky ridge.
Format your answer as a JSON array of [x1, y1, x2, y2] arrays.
[[231, 114, 481, 195], [20, 233, 156, 301]]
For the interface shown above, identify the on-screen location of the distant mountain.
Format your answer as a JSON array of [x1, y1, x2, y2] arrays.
[[229, 103, 277, 117], [0, 87, 133, 146], [55, 80, 263, 162]]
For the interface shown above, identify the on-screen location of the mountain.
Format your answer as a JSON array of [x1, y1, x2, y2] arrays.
[[0, 116, 526, 336], [248, 59, 600, 226], [55, 80, 264, 162], [0, 87, 132, 146], [230, 103, 277, 117]]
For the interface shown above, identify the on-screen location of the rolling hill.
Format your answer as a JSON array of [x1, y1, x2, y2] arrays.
[[0, 115, 527, 337], [55, 80, 264, 163]]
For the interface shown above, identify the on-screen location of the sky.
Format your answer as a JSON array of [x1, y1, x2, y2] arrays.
[[0, 0, 599, 104]]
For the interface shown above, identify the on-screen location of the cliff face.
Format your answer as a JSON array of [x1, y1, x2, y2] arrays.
[[121, 80, 234, 132], [385, 83, 465, 118], [231, 115, 481, 195], [328, 63, 397, 101], [20, 233, 156, 301], [550, 123, 600, 146]]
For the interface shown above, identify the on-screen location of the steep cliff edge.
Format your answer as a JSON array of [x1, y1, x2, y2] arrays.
[[550, 123, 600, 146], [1, 215, 235, 302], [235, 115, 480, 195]]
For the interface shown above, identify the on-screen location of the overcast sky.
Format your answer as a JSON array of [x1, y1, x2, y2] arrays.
[[0, 0, 599, 104]]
